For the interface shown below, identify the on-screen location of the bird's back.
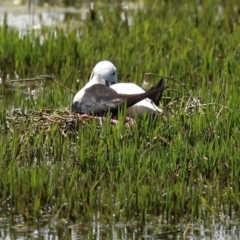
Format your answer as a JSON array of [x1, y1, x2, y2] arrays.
[[110, 83, 162, 116]]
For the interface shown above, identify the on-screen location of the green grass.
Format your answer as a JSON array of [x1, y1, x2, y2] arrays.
[[0, 0, 240, 229]]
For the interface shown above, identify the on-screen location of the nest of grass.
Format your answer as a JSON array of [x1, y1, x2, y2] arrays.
[[4, 87, 227, 137], [5, 107, 137, 136], [5, 96, 219, 125], [5, 108, 86, 134], [5, 74, 206, 134]]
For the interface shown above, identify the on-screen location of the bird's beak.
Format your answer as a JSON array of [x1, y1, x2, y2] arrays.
[[105, 81, 117, 86], [105, 80, 110, 86], [72, 101, 81, 113]]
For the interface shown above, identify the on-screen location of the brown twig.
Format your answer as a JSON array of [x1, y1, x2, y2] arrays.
[[10, 75, 76, 95], [141, 72, 186, 88]]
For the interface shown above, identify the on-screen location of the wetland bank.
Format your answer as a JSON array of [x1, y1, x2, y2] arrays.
[[0, 0, 240, 239]]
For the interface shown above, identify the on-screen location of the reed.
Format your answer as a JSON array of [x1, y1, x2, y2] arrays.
[[0, 0, 239, 232]]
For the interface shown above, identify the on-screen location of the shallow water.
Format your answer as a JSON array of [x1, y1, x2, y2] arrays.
[[0, 4, 88, 32], [1, 216, 239, 240], [0, 1, 134, 32]]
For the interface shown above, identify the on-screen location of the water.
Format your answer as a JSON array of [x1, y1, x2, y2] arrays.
[[0, 1, 90, 32], [0, 216, 239, 239], [0, 0, 134, 32]]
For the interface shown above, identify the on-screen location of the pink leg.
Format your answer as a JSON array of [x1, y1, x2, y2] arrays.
[[80, 114, 93, 119], [110, 119, 119, 124], [80, 114, 135, 126]]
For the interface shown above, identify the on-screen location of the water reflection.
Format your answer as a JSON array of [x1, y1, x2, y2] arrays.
[[0, 0, 134, 32], [0, 216, 239, 239], [0, 4, 89, 32]]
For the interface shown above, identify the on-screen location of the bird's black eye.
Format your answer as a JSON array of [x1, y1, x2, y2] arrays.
[[113, 72, 115, 75]]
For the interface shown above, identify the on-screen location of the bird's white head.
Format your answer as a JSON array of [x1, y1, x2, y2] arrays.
[[89, 60, 118, 86]]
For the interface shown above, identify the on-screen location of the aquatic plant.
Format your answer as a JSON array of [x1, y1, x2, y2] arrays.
[[0, 0, 239, 232]]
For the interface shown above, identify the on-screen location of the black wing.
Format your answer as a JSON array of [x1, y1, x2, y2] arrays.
[[72, 83, 167, 116], [72, 84, 125, 116], [148, 78, 165, 105]]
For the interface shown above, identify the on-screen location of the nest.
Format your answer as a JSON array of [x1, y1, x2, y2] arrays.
[[6, 74, 211, 134], [5, 108, 89, 134], [4, 107, 136, 136], [4, 94, 227, 137]]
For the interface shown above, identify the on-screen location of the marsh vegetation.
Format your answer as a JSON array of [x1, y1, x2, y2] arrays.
[[0, 0, 240, 239]]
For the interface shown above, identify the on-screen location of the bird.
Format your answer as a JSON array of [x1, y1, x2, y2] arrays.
[[72, 83, 166, 118], [110, 78, 165, 116], [73, 60, 117, 104], [82, 60, 165, 117]]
